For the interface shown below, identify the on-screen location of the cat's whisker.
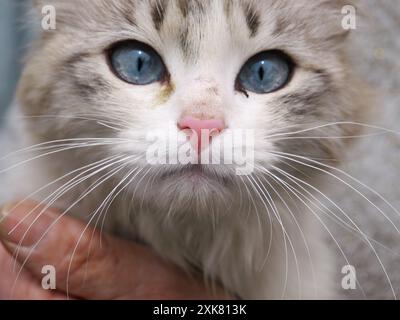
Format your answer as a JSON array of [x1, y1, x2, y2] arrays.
[[0, 154, 123, 226], [277, 159, 312, 180], [85, 166, 142, 288], [0, 141, 131, 175], [261, 167, 368, 299], [72, 166, 139, 289], [271, 164, 400, 255], [0, 138, 131, 162], [254, 175, 302, 299], [245, 175, 291, 299], [66, 165, 141, 298], [238, 175, 265, 239], [256, 172, 316, 299], [269, 131, 389, 141], [250, 176, 273, 267], [7, 155, 129, 237], [264, 121, 400, 140], [10, 158, 134, 297], [269, 164, 396, 299], [243, 174, 276, 274], [260, 168, 362, 296], [9, 156, 136, 274], [276, 150, 400, 219], [11, 114, 132, 130], [127, 167, 156, 219], [98, 166, 145, 241], [233, 171, 246, 216], [259, 164, 398, 256], [271, 151, 400, 233], [96, 121, 125, 132], [137, 167, 157, 216]]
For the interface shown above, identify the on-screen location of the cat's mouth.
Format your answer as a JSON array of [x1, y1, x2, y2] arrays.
[[158, 164, 234, 186]]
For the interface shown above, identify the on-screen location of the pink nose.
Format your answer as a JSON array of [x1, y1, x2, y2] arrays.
[[178, 116, 226, 152]]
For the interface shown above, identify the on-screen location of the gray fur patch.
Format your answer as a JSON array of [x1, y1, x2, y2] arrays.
[[243, 3, 260, 37], [151, 0, 168, 31]]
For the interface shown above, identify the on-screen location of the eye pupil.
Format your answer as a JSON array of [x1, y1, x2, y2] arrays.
[[237, 51, 291, 94], [258, 66, 265, 81], [137, 57, 144, 73], [110, 41, 166, 85]]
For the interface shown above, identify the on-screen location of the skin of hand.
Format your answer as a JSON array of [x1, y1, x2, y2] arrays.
[[0, 201, 232, 300]]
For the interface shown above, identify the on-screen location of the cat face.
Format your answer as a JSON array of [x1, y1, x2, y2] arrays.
[[19, 0, 365, 213]]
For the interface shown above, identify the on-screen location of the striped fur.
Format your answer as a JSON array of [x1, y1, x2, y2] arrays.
[[10, 0, 371, 299]]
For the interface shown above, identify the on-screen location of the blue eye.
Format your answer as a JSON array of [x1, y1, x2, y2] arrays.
[[237, 51, 292, 94], [110, 41, 167, 85]]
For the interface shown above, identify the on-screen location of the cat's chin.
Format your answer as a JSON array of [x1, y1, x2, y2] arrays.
[[157, 164, 236, 187], [126, 164, 238, 215]]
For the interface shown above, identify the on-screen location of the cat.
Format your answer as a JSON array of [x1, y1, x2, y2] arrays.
[[0, 0, 375, 299]]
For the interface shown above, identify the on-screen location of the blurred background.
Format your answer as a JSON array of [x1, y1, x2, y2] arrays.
[[0, 0, 31, 122]]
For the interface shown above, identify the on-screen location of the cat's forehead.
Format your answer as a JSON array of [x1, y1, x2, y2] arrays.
[[41, 0, 348, 67], [48, 0, 346, 42], [149, 0, 263, 37]]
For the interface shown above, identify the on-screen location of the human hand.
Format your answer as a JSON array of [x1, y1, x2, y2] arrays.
[[0, 201, 232, 300]]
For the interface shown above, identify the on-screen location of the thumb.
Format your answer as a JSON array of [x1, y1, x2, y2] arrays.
[[0, 201, 222, 300], [0, 200, 138, 299]]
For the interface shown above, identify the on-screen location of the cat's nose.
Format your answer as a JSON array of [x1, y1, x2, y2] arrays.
[[178, 116, 226, 152]]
